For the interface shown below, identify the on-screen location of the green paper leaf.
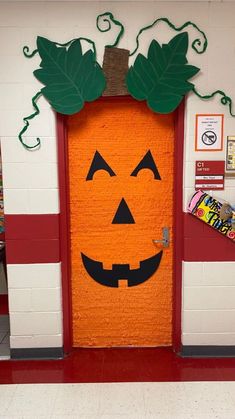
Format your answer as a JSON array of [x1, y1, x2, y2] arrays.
[[125, 67, 146, 100], [168, 31, 188, 57], [34, 37, 106, 115], [126, 32, 200, 114], [148, 92, 182, 114]]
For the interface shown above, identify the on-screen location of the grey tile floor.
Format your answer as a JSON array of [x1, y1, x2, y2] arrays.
[[0, 315, 10, 359], [0, 382, 235, 418]]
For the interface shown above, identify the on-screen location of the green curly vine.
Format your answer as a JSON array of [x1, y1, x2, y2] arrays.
[[129, 17, 208, 56], [193, 87, 235, 117], [96, 12, 124, 48], [23, 45, 38, 58], [18, 91, 42, 150]]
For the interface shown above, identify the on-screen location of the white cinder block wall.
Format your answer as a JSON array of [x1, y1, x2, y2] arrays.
[[8, 264, 62, 349], [182, 262, 235, 346], [0, 0, 235, 352]]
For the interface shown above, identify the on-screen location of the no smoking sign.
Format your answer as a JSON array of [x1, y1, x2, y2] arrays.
[[195, 114, 224, 151], [202, 130, 217, 146]]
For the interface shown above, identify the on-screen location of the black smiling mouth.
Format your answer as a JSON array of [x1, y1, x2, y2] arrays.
[[81, 251, 163, 287]]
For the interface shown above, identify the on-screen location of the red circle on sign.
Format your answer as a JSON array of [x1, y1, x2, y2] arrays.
[[197, 209, 205, 217], [228, 231, 235, 240]]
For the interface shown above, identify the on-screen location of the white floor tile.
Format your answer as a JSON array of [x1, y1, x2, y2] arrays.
[[0, 417, 49, 419], [144, 382, 235, 418], [53, 383, 100, 416], [50, 416, 95, 419], [99, 415, 144, 419], [0, 386, 17, 415], [0, 382, 235, 419], [98, 383, 145, 417], [5, 385, 58, 417]]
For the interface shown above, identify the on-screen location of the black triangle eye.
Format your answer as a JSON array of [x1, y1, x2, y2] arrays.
[[86, 151, 116, 181], [130, 150, 161, 180]]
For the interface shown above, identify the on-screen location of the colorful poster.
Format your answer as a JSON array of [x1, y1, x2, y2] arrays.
[[188, 190, 235, 242], [226, 136, 235, 172]]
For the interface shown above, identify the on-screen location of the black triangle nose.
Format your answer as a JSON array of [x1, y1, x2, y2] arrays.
[[112, 198, 135, 224]]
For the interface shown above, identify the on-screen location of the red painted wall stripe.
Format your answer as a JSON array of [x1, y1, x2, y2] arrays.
[[6, 239, 60, 264], [5, 214, 59, 240], [4, 214, 60, 264], [184, 213, 235, 261]]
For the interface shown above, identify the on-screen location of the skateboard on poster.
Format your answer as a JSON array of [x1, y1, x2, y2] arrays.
[[188, 190, 235, 242]]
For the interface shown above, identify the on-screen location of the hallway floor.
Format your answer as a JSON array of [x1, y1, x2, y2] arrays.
[[0, 381, 235, 418], [1, 347, 235, 383], [1, 348, 235, 418]]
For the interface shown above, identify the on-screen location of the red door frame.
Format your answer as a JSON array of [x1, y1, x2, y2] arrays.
[[57, 99, 185, 355]]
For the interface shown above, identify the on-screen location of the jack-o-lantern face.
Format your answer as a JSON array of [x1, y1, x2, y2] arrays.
[[81, 149, 163, 287], [68, 97, 174, 347]]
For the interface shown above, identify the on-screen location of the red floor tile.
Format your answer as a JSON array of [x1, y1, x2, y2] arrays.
[[1, 348, 235, 384]]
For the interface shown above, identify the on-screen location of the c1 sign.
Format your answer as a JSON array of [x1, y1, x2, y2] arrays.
[[195, 161, 225, 190]]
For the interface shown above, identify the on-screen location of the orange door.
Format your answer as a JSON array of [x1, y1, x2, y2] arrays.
[[68, 97, 174, 347]]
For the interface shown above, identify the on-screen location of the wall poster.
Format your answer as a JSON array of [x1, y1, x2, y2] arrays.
[[226, 136, 235, 173], [195, 114, 224, 151]]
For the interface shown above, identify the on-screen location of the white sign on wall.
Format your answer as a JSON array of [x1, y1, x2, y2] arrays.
[[195, 114, 224, 151], [226, 136, 235, 172]]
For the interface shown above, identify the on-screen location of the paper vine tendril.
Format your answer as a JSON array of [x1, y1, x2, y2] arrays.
[[129, 17, 208, 56], [96, 12, 124, 48], [18, 91, 42, 150], [193, 87, 235, 117], [23, 45, 38, 58]]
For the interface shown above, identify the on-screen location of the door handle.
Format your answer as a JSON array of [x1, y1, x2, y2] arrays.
[[153, 227, 170, 248]]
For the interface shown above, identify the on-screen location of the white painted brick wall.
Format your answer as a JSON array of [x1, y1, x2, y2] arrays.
[[7, 263, 62, 347], [10, 312, 62, 336], [182, 262, 235, 345], [7, 263, 61, 288], [9, 288, 61, 312], [0, 1, 235, 350], [10, 334, 63, 349]]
